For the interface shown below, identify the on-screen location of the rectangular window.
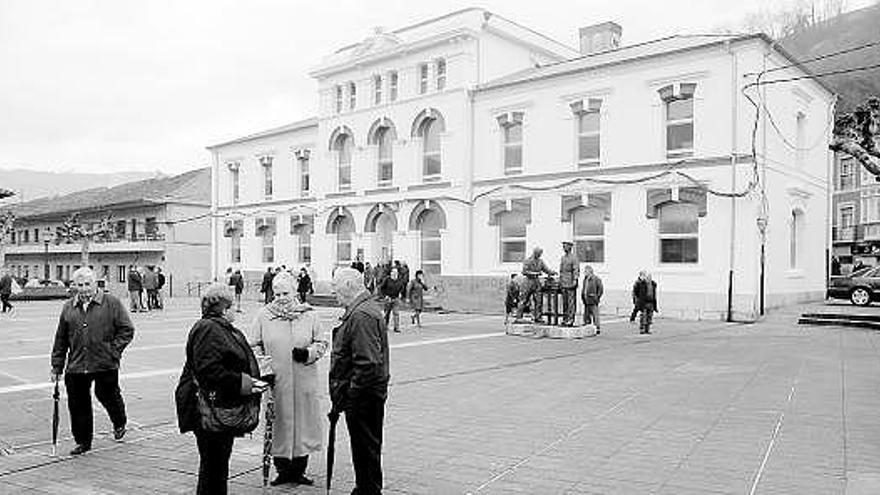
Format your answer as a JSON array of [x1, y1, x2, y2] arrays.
[[297, 226, 312, 263], [262, 157, 273, 198], [662, 84, 696, 159], [115, 220, 127, 240], [373, 74, 382, 105], [262, 235, 274, 263], [348, 81, 356, 110], [117, 265, 126, 283], [57, 265, 64, 281], [578, 111, 600, 167], [839, 159, 855, 190], [300, 157, 310, 195], [499, 212, 527, 263], [231, 235, 241, 263], [101, 265, 110, 280], [231, 168, 240, 205], [389, 71, 398, 101], [573, 207, 605, 263], [335, 85, 343, 113], [658, 202, 699, 263], [23, 229, 29, 243], [503, 120, 523, 174], [131, 219, 138, 241], [34, 228, 39, 243], [436, 58, 446, 90], [145, 218, 158, 239], [419, 63, 428, 94]]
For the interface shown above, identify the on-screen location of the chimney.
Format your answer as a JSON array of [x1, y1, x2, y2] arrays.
[[578, 22, 622, 55]]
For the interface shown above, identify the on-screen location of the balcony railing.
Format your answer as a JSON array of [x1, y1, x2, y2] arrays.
[[98, 232, 166, 243]]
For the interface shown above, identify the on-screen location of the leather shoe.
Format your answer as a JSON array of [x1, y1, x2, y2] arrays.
[[113, 425, 126, 441], [293, 475, 314, 486], [270, 474, 293, 486], [69, 444, 91, 455]]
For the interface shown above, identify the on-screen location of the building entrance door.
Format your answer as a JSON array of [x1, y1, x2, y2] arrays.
[[374, 213, 395, 263]]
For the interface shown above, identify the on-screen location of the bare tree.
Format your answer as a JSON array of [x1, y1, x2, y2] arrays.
[[55, 212, 114, 265], [831, 96, 880, 176]]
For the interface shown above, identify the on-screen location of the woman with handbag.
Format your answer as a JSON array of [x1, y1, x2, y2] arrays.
[[247, 272, 328, 486], [175, 284, 268, 495]]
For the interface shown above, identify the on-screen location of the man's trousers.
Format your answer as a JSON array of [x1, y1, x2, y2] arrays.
[[64, 369, 127, 447], [345, 396, 386, 494], [515, 277, 543, 321], [561, 287, 577, 325]]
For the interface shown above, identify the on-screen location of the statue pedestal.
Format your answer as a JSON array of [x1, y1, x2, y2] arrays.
[[505, 321, 596, 339]]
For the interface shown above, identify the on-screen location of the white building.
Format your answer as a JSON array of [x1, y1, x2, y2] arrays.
[[208, 8, 834, 320]]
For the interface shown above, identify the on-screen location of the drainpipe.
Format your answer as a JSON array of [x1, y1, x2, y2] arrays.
[[727, 41, 737, 322], [210, 149, 220, 282], [759, 49, 769, 316]]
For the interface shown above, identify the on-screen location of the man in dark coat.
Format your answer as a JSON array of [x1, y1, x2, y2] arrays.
[[379, 267, 406, 333], [558, 241, 580, 326], [633, 271, 658, 334], [330, 268, 390, 495], [260, 267, 275, 304], [229, 269, 244, 312], [515, 246, 556, 323], [581, 265, 604, 335], [127, 265, 144, 312], [351, 253, 365, 273], [51, 267, 135, 455], [0, 268, 13, 313], [156, 267, 166, 309]]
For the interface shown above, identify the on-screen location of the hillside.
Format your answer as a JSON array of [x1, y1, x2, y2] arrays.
[[781, 3, 880, 114], [0, 169, 163, 203]]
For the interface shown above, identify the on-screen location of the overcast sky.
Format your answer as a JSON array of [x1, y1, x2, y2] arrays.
[[0, 0, 871, 175]]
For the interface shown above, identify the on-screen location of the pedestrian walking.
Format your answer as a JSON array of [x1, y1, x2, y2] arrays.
[[174, 284, 268, 495], [127, 265, 145, 312], [229, 269, 244, 312], [261, 267, 275, 304], [634, 271, 658, 334], [50, 267, 134, 455], [515, 247, 556, 323], [0, 268, 13, 313], [628, 276, 640, 323], [408, 270, 428, 328], [581, 265, 604, 335], [558, 241, 580, 326], [247, 272, 328, 486], [364, 262, 375, 293], [379, 267, 405, 333], [296, 267, 313, 304], [329, 268, 390, 495], [399, 261, 410, 299]]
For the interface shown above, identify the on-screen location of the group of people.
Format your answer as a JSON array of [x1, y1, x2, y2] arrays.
[[506, 242, 659, 334], [349, 256, 429, 332], [257, 265, 314, 305], [127, 264, 166, 312], [50, 266, 390, 495]]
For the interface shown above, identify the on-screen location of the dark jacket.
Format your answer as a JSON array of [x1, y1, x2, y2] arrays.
[[51, 292, 135, 375], [229, 273, 244, 294], [408, 279, 428, 310], [633, 279, 658, 310], [379, 277, 405, 300], [558, 252, 580, 289], [581, 274, 604, 305], [157, 273, 166, 289], [260, 271, 275, 294], [0, 274, 12, 295], [350, 260, 365, 273], [175, 315, 260, 433], [329, 293, 390, 410], [297, 273, 313, 295], [127, 270, 142, 291]]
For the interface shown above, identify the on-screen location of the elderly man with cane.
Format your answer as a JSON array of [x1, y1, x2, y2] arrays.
[[329, 268, 390, 494], [51, 267, 134, 455]]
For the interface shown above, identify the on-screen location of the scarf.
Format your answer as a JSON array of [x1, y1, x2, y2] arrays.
[[265, 299, 313, 321]]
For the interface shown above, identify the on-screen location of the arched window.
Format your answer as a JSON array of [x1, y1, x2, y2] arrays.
[[376, 127, 393, 187], [332, 215, 355, 267], [498, 210, 527, 263], [334, 134, 352, 191], [572, 207, 604, 263], [658, 202, 699, 263], [418, 209, 443, 275], [421, 119, 441, 180], [790, 209, 804, 269]]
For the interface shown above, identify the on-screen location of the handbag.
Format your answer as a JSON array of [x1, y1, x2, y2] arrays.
[[193, 376, 260, 436]]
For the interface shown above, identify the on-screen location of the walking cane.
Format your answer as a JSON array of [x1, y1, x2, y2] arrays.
[[326, 410, 340, 495], [261, 381, 276, 494], [51, 375, 60, 457]]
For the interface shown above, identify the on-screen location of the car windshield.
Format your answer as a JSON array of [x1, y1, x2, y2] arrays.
[[851, 266, 876, 277]]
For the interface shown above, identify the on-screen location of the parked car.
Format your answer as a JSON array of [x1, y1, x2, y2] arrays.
[[9, 279, 71, 301], [827, 266, 880, 305]]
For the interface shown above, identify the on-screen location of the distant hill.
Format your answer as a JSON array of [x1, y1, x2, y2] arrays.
[[0, 169, 163, 203], [781, 3, 880, 114]]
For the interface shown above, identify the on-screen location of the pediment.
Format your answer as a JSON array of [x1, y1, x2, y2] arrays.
[[352, 27, 402, 59]]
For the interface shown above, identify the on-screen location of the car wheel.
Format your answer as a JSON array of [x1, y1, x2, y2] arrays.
[[851, 287, 871, 306]]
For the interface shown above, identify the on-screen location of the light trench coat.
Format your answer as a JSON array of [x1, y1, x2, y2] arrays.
[[248, 306, 329, 459]]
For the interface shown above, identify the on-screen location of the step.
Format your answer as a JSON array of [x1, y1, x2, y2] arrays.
[[798, 317, 880, 330], [800, 312, 880, 323]]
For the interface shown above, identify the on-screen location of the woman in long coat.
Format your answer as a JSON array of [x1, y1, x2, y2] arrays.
[[247, 272, 328, 486]]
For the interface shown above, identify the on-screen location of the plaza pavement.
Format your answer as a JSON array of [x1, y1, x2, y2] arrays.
[[0, 296, 879, 494]]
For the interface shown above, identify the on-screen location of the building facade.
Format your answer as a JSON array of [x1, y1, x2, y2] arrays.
[[3, 168, 211, 298], [209, 8, 834, 320], [831, 153, 879, 271]]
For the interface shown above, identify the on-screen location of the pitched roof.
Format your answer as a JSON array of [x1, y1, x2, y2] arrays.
[[13, 167, 210, 220], [206, 117, 317, 150], [477, 34, 754, 91]]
